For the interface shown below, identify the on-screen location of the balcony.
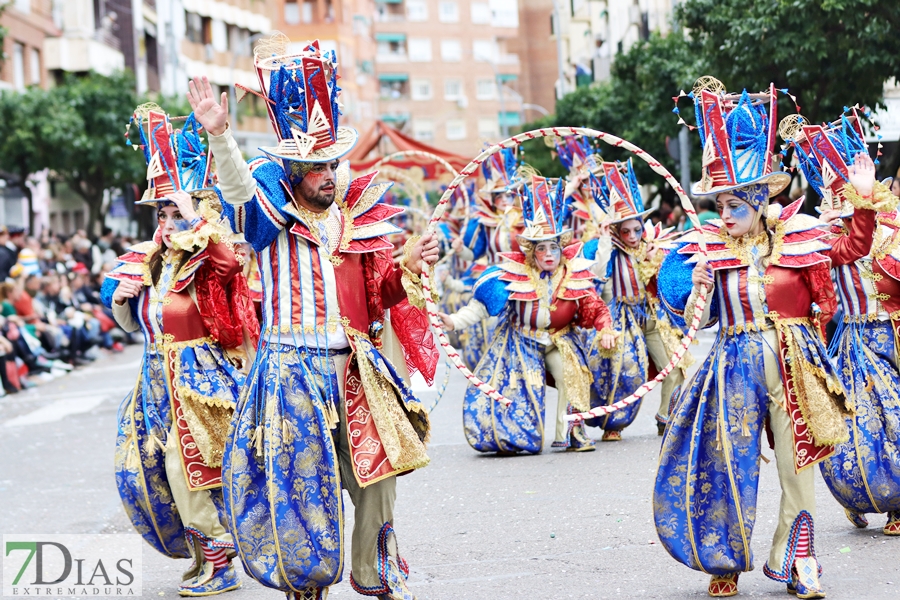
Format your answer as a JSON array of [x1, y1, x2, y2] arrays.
[[44, 36, 124, 76]]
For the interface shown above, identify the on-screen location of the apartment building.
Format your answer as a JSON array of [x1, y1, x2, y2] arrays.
[[270, 0, 378, 133], [0, 0, 60, 91], [370, 0, 522, 155]]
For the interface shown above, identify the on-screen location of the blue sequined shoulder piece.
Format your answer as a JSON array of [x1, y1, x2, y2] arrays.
[[472, 266, 510, 316], [582, 237, 599, 261], [657, 246, 696, 328]]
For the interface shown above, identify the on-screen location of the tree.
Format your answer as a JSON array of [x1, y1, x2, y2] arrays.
[[48, 71, 146, 235], [0, 87, 79, 232], [522, 32, 704, 204], [677, 0, 900, 178]]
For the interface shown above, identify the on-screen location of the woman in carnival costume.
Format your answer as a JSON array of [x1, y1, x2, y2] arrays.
[[450, 149, 526, 368], [103, 107, 258, 596], [653, 82, 880, 599], [580, 159, 689, 440], [189, 35, 440, 600], [784, 109, 900, 535], [439, 175, 616, 453], [555, 136, 603, 244]]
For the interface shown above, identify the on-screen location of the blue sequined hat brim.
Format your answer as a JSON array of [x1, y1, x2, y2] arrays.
[[135, 188, 218, 207], [259, 126, 358, 163], [691, 171, 791, 199]]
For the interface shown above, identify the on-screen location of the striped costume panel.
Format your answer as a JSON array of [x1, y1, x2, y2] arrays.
[[716, 267, 768, 331], [834, 259, 887, 320]]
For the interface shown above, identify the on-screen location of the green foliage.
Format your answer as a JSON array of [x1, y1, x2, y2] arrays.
[[676, 0, 900, 125], [524, 32, 703, 202], [0, 87, 80, 230], [49, 71, 146, 234]]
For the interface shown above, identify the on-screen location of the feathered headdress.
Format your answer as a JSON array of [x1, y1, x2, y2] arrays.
[[689, 78, 791, 203], [479, 147, 522, 195], [518, 175, 571, 242], [235, 33, 357, 164], [128, 104, 215, 206], [781, 108, 869, 217], [590, 159, 652, 224]]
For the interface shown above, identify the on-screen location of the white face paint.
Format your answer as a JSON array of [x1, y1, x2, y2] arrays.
[[157, 205, 189, 248], [534, 240, 562, 273], [492, 191, 515, 211], [716, 193, 758, 238], [616, 219, 643, 249]]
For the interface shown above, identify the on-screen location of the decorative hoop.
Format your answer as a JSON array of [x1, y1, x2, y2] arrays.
[[372, 150, 471, 211], [420, 127, 710, 412]]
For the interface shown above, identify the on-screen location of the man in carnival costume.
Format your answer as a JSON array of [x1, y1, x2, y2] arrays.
[[784, 108, 900, 535], [186, 34, 440, 600], [103, 106, 259, 596]]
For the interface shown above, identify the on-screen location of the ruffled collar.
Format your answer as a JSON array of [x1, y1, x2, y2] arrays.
[[676, 198, 831, 270], [494, 242, 597, 302]]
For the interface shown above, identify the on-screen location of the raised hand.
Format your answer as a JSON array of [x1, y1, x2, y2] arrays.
[[187, 76, 229, 136], [848, 151, 876, 198], [692, 258, 713, 287]]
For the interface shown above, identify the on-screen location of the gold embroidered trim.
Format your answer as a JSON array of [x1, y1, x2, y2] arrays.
[[262, 318, 350, 336], [842, 313, 887, 324], [550, 329, 592, 413], [843, 180, 899, 213], [399, 234, 437, 310]]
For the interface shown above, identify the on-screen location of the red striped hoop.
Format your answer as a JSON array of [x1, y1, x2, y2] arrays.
[[421, 127, 709, 411]]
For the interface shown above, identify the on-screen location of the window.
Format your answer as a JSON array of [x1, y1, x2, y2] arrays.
[[438, 2, 459, 22], [14, 0, 30, 13], [185, 12, 203, 43], [478, 118, 499, 139], [211, 18, 228, 52], [302, 0, 314, 23], [411, 78, 432, 101], [470, 2, 490, 24], [377, 39, 407, 58], [379, 79, 408, 99], [29, 48, 40, 85], [413, 119, 435, 142], [475, 78, 496, 100], [13, 43, 25, 91], [407, 38, 432, 62], [473, 39, 496, 62], [407, 0, 428, 22], [284, 0, 300, 24], [444, 78, 463, 100], [440, 39, 461, 62], [446, 119, 467, 140]]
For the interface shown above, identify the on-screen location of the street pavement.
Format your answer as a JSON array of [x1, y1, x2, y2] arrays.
[[1, 332, 899, 599]]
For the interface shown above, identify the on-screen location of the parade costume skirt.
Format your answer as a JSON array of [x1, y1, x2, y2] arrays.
[[653, 324, 841, 575], [115, 342, 244, 558], [820, 320, 900, 514], [584, 301, 650, 430], [462, 320, 587, 453], [223, 339, 428, 593]]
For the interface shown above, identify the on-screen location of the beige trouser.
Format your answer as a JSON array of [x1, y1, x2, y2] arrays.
[[545, 346, 570, 443], [164, 422, 234, 579], [644, 317, 685, 423], [331, 354, 400, 590], [761, 330, 816, 571]]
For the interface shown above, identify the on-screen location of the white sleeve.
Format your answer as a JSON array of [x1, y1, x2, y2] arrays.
[[111, 298, 140, 333], [450, 299, 490, 330], [207, 125, 256, 206]]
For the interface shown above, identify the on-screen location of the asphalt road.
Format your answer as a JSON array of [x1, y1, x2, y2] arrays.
[[1, 332, 899, 599]]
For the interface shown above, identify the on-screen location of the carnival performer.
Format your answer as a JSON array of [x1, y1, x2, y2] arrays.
[[783, 109, 900, 536], [556, 136, 602, 243], [103, 108, 258, 596], [653, 83, 880, 599], [580, 159, 688, 440], [449, 149, 526, 368], [187, 36, 440, 600], [438, 175, 616, 454]]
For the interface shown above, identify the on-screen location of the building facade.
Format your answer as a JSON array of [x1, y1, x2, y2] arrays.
[[0, 0, 59, 91]]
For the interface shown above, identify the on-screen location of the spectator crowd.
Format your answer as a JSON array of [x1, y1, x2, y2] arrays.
[[0, 225, 138, 397]]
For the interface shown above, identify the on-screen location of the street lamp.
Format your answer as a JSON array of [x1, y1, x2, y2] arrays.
[[522, 103, 550, 117]]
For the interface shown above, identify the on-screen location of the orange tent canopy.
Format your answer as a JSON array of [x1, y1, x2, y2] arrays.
[[346, 120, 472, 178]]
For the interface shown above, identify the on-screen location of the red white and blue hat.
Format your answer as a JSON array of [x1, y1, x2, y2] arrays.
[[128, 104, 216, 206], [781, 108, 870, 217], [237, 33, 357, 163], [689, 79, 791, 200], [479, 147, 523, 195], [591, 159, 653, 224], [518, 175, 571, 242]]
